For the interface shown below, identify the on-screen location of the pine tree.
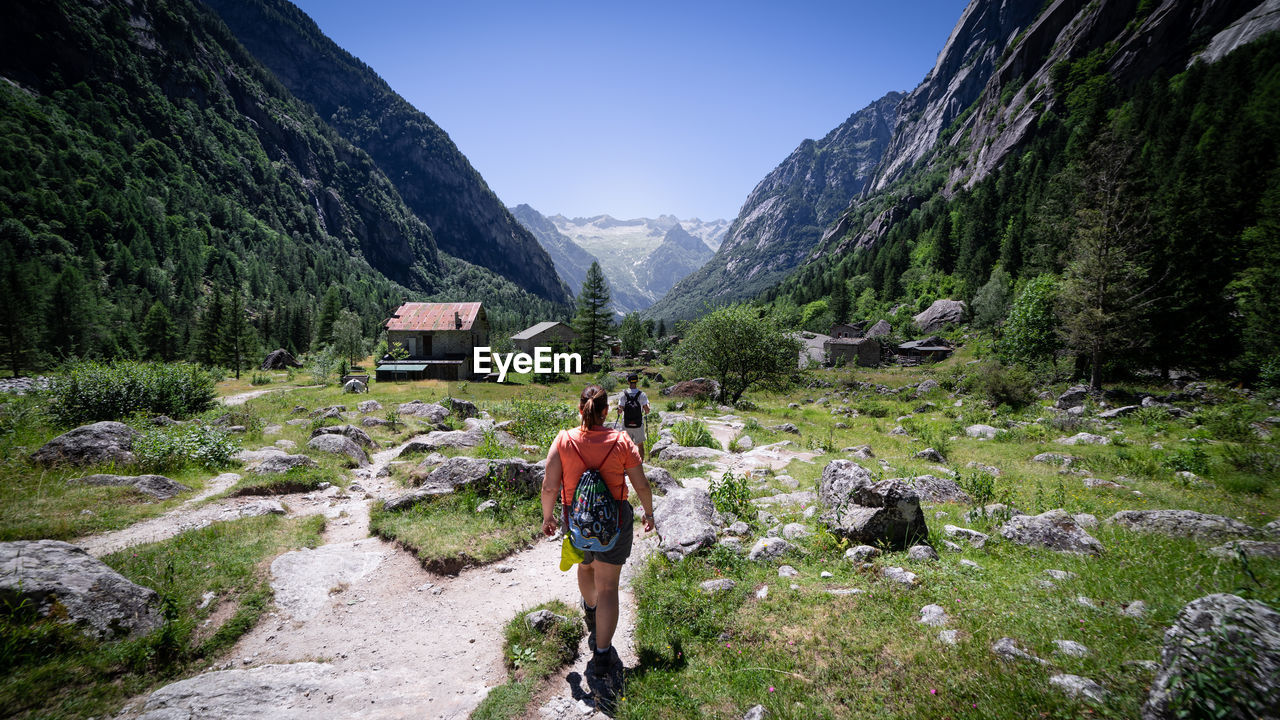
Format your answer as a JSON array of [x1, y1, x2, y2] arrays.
[[573, 262, 613, 369], [0, 250, 36, 376], [315, 287, 342, 347], [656, 319, 666, 338], [44, 265, 93, 360], [830, 279, 850, 326], [195, 287, 224, 367], [223, 290, 253, 379], [141, 300, 176, 361]]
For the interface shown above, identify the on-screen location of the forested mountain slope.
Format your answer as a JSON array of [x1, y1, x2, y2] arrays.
[[203, 0, 571, 305], [0, 0, 561, 370]]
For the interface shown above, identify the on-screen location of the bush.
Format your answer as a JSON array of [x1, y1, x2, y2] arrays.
[[502, 395, 576, 448], [1163, 445, 1211, 475], [961, 360, 1036, 408], [671, 420, 720, 450], [1194, 404, 1257, 443], [249, 373, 272, 386], [671, 304, 801, 404], [49, 361, 217, 427], [997, 274, 1060, 366], [133, 424, 238, 472], [709, 471, 752, 519]]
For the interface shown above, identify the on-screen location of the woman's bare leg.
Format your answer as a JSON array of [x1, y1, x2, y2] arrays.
[[588, 560, 623, 651]]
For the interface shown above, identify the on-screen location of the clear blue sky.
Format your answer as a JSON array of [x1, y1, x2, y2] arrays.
[[292, 0, 968, 221]]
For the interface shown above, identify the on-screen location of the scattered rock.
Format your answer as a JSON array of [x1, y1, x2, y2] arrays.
[[880, 566, 917, 586], [769, 423, 800, 434], [306, 434, 369, 466], [310, 424, 376, 449], [748, 537, 792, 561], [907, 545, 939, 561], [248, 450, 318, 475], [661, 378, 720, 398], [913, 447, 946, 462], [1050, 674, 1107, 703], [889, 425, 907, 436], [356, 399, 383, 413], [413, 456, 544, 495], [238, 499, 286, 518], [909, 475, 971, 504], [700, 579, 737, 594], [1098, 405, 1141, 419], [643, 465, 683, 495], [1208, 540, 1280, 559], [992, 637, 1047, 665], [726, 521, 750, 537], [965, 424, 999, 439], [918, 604, 948, 626], [942, 525, 989, 548], [1056, 432, 1110, 446], [476, 499, 497, 513], [845, 545, 881, 562], [1055, 385, 1091, 410], [1054, 640, 1090, 657], [1107, 510, 1260, 542], [1073, 513, 1099, 529], [780, 523, 811, 540], [960, 559, 982, 569], [778, 565, 799, 577], [446, 398, 479, 419], [70, 474, 190, 500], [654, 488, 718, 561], [818, 460, 928, 550], [963, 503, 1023, 523], [525, 609, 568, 632], [1045, 569, 1077, 581], [1032, 452, 1077, 467], [1083, 477, 1127, 490], [31, 422, 138, 467], [1142, 594, 1280, 720], [396, 400, 450, 423], [743, 705, 767, 720], [847, 445, 875, 459], [308, 405, 346, 419], [0, 540, 161, 638], [938, 629, 959, 645], [1000, 509, 1104, 555], [359, 416, 389, 428], [1121, 601, 1148, 618], [913, 299, 967, 333], [736, 435, 754, 451], [916, 379, 940, 395]]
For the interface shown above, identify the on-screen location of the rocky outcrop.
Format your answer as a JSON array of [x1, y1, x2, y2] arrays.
[[1107, 510, 1260, 542], [310, 424, 376, 449], [908, 475, 972, 504], [70, 474, 190, 500], [236, 447, 319, 474], [1000, 509, 1104, 555], [403, 418, 517, 453], [1193, 0, 1280, 65], [653, 487, 717, 561], [396, 400, 452, 423], [1142, 594, 1279, 720], [206, 0, 571, 303], [306, 434, 369, 466], [818, 460, 929, 550], [0, 540, 162, 638], [642, 465, 682, 495], [413, 456, 544, 494], [913, 299, 967, 332], [31, 422, 138, 467], [635, 224, 715, 298], [510, 203, 600, 294]]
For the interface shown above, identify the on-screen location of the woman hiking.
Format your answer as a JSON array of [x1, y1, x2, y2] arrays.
[[541, 384, 655, 706]]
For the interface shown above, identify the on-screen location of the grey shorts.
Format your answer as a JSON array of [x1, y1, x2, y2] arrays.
[[581, 498, 635, 566], [622, 424, 646, 448]]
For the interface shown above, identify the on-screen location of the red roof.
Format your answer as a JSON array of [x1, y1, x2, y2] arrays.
[[385, 302, 483, 331]]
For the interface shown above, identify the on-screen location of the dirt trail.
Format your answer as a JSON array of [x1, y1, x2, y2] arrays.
[[220, 384, 321, 407], [112, 438, 652, 719]]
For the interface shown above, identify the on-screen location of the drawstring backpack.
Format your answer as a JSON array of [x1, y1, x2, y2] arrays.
[[565, 433, 622, 553]]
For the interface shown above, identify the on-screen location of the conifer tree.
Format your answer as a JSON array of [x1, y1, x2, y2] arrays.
[[315, 287, 343, 347], [223, 290, 253, 379], [44, 266, 92, 360], [141, 300, 176, 361], [0, 249, 36, 376], [195, 287, 224, 367], [574, 261, 613, 369]]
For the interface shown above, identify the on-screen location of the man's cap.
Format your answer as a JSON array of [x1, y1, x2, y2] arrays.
[[627, 373, 639, 382]]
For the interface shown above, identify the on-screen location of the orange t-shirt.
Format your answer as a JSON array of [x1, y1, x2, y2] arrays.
[[550, 426, 642, 505]]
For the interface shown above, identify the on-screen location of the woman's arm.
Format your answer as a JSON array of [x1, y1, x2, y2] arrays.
[[624, 464, 655, 533], [541, 445, 563, 536]]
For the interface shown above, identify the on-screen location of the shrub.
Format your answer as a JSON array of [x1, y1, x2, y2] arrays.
[[959, 470, 997, 510], [503, 395, 575, 448], [1194, 404, 1256, 443], [961, 360, 1036, 408], [671, 420, 720, 450], [249, 373, 272, 386], [49, 361, 216, 427], [671, 304, 801, 404], [709, 471, 752, 519], [997, 273, 1060, 366], [133, 424, 238, 472], [1163, 445, 1211, 475]]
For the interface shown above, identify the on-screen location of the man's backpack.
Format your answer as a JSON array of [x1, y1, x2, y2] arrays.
[[622, 389, 644, 428], [566, 435, 621, 552]]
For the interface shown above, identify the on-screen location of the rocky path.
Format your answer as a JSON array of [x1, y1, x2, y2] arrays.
[[220, 384, 322, 407], [107, 439, 652, 719]]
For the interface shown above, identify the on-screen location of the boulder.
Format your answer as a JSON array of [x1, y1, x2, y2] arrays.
[[655, 444, 726, 462], [1056, 433, 1110, 446], [736, 435, 754, 451], [525, 609, 568, 633], [654, 487, 717, 560], [919, 604, 949, 626], [699, 578, 736, 594], [661, 378, 721, 399], [943, 525, 989, 548], [252, 453, 318, 474], [310, 424, 376, 449], [769, 423, 800, 434], [70, 474, 190, 500], [0, 539, 162, 638], [1050, 674, 1107, 703], [999, 509, 1104, 555], [412, 456, 544, 495], [1207, 540, 1280, 559], [913, 299, 967, 333], [845, 545, 881, 562], [1098, 405, 1141, 419], [1055, 385, 1091, 410], [396, 400, 450, 423], [260, 349, 302, 370], [907, 545, 939, 561], [913, 447, 946, 462], [306, 434, 369, 466], [641, 465, 682, 495], [1141, 594, 1279, 720], [1106, 510, 1260, 542], [780, 523, 811, 540], [360, 416, 390, 428], [308, 405, 346, 419], [404, 418, 518, 453], [446, 397, 479, 419], [916, 379, 940, 395], [357, 400, 383, 414], [909, 475, 971, 504], [1054, 640, 1091, 657], [965, 424, 999, 439], [992, 637, 1047, 664], [818, 460, 928, 550], [865, 319, 892, 338], [880, 566, 918, 586], [31, 422, 138, 467]]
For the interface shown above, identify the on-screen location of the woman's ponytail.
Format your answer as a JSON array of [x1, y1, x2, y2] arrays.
[[579, 384, 608, 430]]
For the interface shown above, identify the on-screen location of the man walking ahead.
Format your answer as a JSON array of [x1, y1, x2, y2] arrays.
[[616, 373, 650, 461]]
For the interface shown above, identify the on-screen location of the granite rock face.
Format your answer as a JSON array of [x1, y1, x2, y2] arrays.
[[913, 299, 967, 333], [31, 422, 138, 467], [1000, 509, 1104, 555], [819, 460, 928, 550], [1107, 510, 1260, 542], [0, 540, 162, 638], [654, 487, 717, 561]]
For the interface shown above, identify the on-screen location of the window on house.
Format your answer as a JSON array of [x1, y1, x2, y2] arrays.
[[422, 335, 432, 356]]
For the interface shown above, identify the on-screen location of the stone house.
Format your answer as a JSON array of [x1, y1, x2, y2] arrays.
[[824, 337, 880, 367], [377, 302, 489, 381], [510, 321, 578, 354], [829, 322, 866, 339]]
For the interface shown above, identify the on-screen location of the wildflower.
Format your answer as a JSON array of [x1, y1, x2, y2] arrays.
[[768, 686, 775, 693], [930, 689, 937, 695]]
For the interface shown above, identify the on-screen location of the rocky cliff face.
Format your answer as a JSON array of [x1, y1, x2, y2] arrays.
[[204, 0, 571, 305], [646, 91, 902, 321], [636, 224, 713, 297], [509, 204, 599, 294]]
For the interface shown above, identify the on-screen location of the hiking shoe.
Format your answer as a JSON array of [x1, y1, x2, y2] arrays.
[[582, 600, 597, 644]]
